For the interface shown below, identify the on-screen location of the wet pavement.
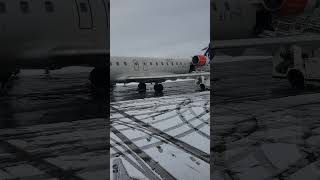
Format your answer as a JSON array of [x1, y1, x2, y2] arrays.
[[212, 59, 320, 180], [0, 67, 108, 179]]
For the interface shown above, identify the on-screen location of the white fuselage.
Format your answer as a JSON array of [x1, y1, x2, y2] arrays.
[[0, 0, 109, 70], [110, 56, 209, 83]]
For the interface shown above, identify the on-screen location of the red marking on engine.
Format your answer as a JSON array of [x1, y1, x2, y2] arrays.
[[197, 55, 207, 66], [280, 0, 308, 16]]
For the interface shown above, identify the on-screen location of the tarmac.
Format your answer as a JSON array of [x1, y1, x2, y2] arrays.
[[212, 58, 320, 180]]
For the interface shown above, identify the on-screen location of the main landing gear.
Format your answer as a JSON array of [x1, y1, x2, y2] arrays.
[[138, 82, 147, 92], [137, 82, 163, 93], [154, 83, 163, 93], [89, 67, 108, 96], [0, 68, 19, 95]]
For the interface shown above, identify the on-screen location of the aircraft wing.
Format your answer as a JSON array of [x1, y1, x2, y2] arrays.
[[211, 34, 320, 50], [114, 72, 210, 83]]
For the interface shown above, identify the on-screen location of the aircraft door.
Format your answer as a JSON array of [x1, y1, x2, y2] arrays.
[[143, 61, 148, 71], [75, 0, 93, 29], [133, 60, 139, 71]]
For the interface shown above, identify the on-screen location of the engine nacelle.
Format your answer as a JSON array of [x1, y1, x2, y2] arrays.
[[192, 55, 207, 66], [262, 0, 319, 16]]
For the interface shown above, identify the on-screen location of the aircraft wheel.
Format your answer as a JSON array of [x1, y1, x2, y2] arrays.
[[154, 84, 163, 93], [288, 70, 304, 89], [90, 67, 108, 88], [200, 84, 206, 91], [138, 83, 147, 92]]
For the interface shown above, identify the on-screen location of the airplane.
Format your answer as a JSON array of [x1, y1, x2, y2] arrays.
[[0, 0, 109, 92], [209, 0, 320, 88], [110, 55, 210, 93]]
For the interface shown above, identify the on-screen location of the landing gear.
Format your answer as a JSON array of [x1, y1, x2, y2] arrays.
[[288, 70, 305, 89], [154, 83, 163, 93], [0, 72, 13, 95], [138, 82, 147, 92], [199, 83, 206, 91], [89, 67, 108, 97], [90, 67, 108, 88]]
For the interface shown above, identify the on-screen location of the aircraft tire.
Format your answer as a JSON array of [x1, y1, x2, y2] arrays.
[[89, 67, 108, 89], [200, 84, 206, 91], [288, 70, 304, 90], [154, 84, 163, 93], [138, 83, 147, 92]]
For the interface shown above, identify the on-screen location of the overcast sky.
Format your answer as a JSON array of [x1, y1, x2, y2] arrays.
[[110, 0, 209, 58]]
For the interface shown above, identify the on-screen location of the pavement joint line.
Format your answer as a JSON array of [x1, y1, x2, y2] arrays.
[[111, 106, 210, 163]]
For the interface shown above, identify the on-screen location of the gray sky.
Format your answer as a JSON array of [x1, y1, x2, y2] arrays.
[[111, 0, 210, 58]]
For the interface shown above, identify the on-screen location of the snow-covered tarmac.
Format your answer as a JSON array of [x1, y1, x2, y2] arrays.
[[212, 59, 320, 180], [212, 92, 320, 180], [110, 91, 210, 180]]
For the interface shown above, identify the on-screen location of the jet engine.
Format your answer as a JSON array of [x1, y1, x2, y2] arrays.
[[192, 55, 207, 66]]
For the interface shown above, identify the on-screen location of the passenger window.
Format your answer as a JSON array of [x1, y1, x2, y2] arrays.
[[161, 62, 164, 65], [45, 1, 54, 12], [166, 62, 169, 66], [180, 62, 182, 65], [80, 2, 88, 12], [212, 2, 217, 11], [124, 62, 127, 66], [20, 1, 30, 13], [156, 62, 158, 66], [116, 62, 119, 66], [150, 62, 152, 65], [171, 62, 174, 66], [143, 62, 146, 65], [110, 62, 112, 66], [0, 2, 6, 14], [176, 62, 178, 65], [224, 2, 230, 11]]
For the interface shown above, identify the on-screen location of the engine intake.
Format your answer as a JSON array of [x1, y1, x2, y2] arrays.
[[192, 55, 207, 66]]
